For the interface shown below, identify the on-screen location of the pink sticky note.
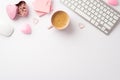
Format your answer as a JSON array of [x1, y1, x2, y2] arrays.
[[35, 11, 47, 17], [33, 0, 52, 13], [35, 5, 53, 16]]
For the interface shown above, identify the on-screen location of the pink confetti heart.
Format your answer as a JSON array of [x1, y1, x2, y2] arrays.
[[21, 24, 32, 34], [108, 0, 119, 6]]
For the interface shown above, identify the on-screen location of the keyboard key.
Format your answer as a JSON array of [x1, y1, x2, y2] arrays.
[[106, 15, 110, 19], [71, 5, 75, 10], [101, 17, 105, 20], [81, 3, 85, 6], [89, 4, 93, 7], [95, 22, 99, 26], [103, 13, 106, 16], [96, 8, 100, 12], [97, 19, 101, 22], [97, 4, 100, 7], [64, 1, 68, 4], [91, 14, 94, 17], [75, 8, 91, 21], [91, 20, 96, 24], [110, 13, 113, 16], [100, 21, 104, 25], [67, 3, 71, 7], [84, 10, 87, 13], [113, 16, 119, 20], [104, 30, 109, 34], [74, 2, 78, 6], [93, 1, 97, 5], [77, 5, 81, 8], [104, 24, 111, 30], [93, 6, 96, 9], [100, 6, 104, 10], [88, 8, 92, 11], [94, 16, 97, 20], [104, 19, 108, 23], [98, 26, 102, 29], [99, 11, 103, 14], [87, 12, 91, 16], [78, 1, 82, 4], [98, 14, 101, 18], [113, 20, 117, 23], [103, 8, 107, 12], [83, 0, 87, 2], [71, 0, 74, 4], [108, 22, 114, 26], [80, 7, 84, 11], [95, 12, 98, 15], [86, 1, 90, 5], [90, 0, 94, 3], [101, 27, 106, 31]]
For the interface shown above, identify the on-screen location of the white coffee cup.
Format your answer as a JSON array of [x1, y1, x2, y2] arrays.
[[49, 10, 70, 30]]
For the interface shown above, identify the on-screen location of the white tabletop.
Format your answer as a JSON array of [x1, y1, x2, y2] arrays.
[[0, 0, 120, 80]]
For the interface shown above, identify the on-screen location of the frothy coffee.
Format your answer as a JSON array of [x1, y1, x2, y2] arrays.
[[51, 11, 69, 29]]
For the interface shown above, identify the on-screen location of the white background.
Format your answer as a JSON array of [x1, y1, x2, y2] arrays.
[[0, 0, 120, 80]]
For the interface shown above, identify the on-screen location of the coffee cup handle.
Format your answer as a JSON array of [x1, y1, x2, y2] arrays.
[[48, 25, 53, 30]]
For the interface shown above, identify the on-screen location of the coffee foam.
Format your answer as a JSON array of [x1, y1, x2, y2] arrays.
[[51, 11, 69, 30]]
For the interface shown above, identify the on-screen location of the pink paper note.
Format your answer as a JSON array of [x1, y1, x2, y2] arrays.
[[33, 0, 52, 13], [35, 11, 47, 17], [35, 5, 53, 17]]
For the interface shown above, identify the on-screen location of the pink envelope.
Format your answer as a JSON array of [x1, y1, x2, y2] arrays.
[[35, 5, 53, 16], [33, 0, 52, 13], [35, 11, 47, 17]]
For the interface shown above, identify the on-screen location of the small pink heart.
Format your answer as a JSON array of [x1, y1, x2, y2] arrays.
[[108, 0, 119, 6], [21, 24, 32, 34], [6, 5, 18, 20]]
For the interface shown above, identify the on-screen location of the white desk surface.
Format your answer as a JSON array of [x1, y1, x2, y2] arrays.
[[0, 0, 120, 80]]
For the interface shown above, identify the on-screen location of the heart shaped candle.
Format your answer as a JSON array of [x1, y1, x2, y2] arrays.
[[6, 1, 29, 20], [6, 5, 18, 20]]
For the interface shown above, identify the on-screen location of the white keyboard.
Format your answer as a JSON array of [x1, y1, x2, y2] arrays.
[[61, 0, 120, 35]]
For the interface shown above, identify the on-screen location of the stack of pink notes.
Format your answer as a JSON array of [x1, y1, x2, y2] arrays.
[[33, 0, 53, 17]]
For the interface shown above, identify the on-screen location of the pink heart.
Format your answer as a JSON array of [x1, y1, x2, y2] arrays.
[[108, 0, 119, 6], [21, 24, 32, 34], [6, 5, 18, 20]]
